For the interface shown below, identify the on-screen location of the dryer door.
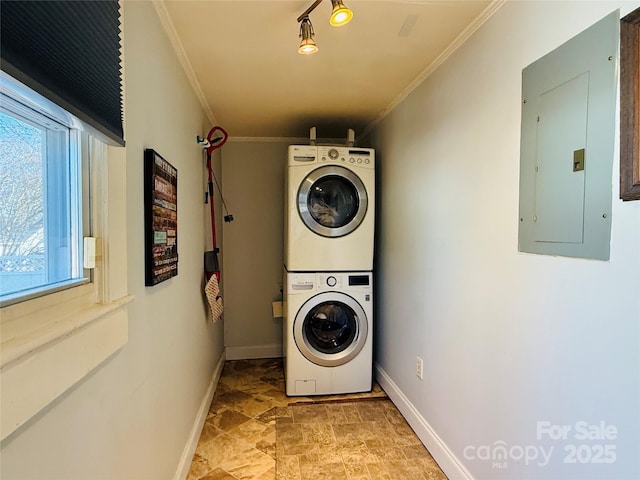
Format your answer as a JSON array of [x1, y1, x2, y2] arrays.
[[294, 291, 368, 367], [297, 165, 368, 237]]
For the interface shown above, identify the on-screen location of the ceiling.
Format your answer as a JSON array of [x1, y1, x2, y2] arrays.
[[157, 0, 499, 141]]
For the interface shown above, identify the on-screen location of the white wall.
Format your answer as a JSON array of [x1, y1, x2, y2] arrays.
[[221, 141, 289, 359], [369, 1, 640, 479], [0, 2, 224, 479]]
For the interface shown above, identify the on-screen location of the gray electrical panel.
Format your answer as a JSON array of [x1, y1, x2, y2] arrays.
[[518, 11, 619, 261]]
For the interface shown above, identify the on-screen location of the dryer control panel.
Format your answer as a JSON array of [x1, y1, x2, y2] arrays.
[[318, 146, 375, 169], [288, 145, 375, 169], [289, 145, 317, 165]]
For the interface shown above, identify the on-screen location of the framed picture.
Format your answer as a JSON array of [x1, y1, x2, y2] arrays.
[[620, 8, 640, 201], [144, 149, 178, 286]]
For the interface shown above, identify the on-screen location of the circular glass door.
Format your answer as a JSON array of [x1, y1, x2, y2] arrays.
[[294, 291, 368, 367], [298, 165, 368, 237]]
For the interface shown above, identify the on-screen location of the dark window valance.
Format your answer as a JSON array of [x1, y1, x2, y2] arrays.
[[1, 0, 124, 145]]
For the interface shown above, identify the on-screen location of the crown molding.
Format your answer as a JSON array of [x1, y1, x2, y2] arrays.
[[228, 136, 308, 143], [360, 0, 507, 139], [152, 1, 216, 125]]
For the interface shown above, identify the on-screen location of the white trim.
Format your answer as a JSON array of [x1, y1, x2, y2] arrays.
[[225, 344, 282, 360], [360, 0, 507, 139], [173, 349, 226, 480], [374, 363, 473, 480], [92, 138, 111, 303], [1, 294, 134, 368], [227, 136, 368, 146], [1, 301, 131, 441], [228, 136, 308, 144], [152, 1, 216, 125]]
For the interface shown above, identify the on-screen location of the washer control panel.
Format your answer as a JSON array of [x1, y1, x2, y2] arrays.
[[288, 272, 372, 293], [317, 272, 372, 292], [289, 274, 314, 291]]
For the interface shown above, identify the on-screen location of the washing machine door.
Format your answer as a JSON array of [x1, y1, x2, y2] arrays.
[[298, 165, 368, 238], [294, 291, 368, 367]]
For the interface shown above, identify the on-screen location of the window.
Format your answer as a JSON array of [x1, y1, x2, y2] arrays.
[[0, 72, 131, 442], [0, 75, 87, 305], [0, 2, 128, 441]]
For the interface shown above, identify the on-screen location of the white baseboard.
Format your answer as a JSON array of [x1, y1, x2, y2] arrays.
[[225, 343, 282, 360], [174, 349, 226, 480], [374, 363, 474, 480]]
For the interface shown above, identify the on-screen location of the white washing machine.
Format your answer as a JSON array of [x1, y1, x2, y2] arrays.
[[284, 270, 373, 396], [285, 145, 375, 272]]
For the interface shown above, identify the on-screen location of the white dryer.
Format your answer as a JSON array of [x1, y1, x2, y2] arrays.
[[285, 145, 375, 272], [284, 270, 373, 396]]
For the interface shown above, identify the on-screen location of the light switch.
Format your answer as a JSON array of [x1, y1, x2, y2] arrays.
[[573, 149, 585, 172]]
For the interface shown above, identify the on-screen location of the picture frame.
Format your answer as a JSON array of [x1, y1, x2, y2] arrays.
[[144, 149, 178, 286], [620, 8, 640, 201]]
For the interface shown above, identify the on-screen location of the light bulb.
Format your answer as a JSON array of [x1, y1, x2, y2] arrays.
[[329, 0, 353, 26]]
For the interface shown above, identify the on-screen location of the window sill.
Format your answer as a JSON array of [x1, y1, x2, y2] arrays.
[[0, 288, 134, 441]]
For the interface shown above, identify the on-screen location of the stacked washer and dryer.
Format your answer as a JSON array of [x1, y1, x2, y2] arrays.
[[283, 143, 375, 396]]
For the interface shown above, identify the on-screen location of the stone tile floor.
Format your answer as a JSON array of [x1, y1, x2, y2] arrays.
[[187, 358, 447, 480]]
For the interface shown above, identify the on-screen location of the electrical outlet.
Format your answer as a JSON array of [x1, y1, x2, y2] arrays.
[[416, 356, 423, 380]]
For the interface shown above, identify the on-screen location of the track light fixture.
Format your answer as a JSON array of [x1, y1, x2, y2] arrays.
[[298, 16, 318, 55], [329, 0, 353, 27], [296, 0, 353, 54]]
